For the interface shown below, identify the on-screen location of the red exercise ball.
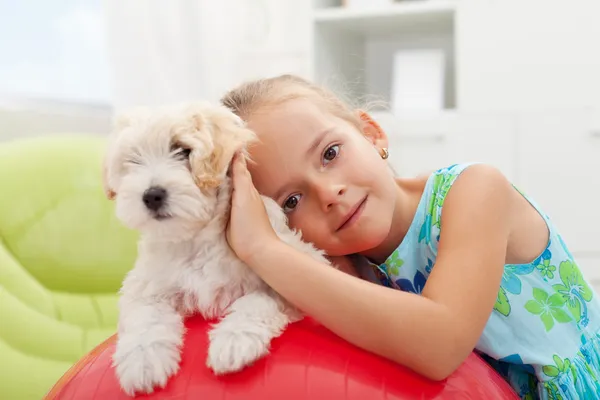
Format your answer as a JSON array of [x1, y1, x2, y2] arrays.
[[45, 315, 518, 399]]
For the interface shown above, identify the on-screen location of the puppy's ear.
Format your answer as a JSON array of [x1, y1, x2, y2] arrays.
[[189, 108, 256, 189], [102, 156, 117, 200], [113, 113, 134, 133], [102, 129, 119, 200]]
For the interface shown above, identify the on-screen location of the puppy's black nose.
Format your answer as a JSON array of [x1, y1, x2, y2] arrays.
[[143, 186, 167, 211]]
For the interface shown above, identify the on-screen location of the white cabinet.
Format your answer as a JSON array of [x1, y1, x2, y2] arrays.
[[515, 110, 600, 255], [373, 111, 516, 180], [303, 0, 600, 114], [311, 1, 456, 110]]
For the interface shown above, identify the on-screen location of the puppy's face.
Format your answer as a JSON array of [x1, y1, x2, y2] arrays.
[[104, 102, 255, 241]]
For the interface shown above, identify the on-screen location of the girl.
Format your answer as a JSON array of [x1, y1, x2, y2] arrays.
[[221, 74, 600, 399]]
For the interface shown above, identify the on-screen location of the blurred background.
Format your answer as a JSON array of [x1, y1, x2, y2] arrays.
[[0, 0, 599, 397]]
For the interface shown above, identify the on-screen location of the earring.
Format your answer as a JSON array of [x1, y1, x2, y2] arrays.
[[380, 147, 389, 160]]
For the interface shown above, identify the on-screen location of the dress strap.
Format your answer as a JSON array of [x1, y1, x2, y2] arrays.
[[353, 255, 400, 289], [371, 263, 401, 289]]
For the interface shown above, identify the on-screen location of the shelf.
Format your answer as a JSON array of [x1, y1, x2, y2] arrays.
[[311, 0, 457, 116], [313, 1, 456, 36]]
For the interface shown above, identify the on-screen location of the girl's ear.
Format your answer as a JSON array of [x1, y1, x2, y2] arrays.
[[356, 110, 389, 149]]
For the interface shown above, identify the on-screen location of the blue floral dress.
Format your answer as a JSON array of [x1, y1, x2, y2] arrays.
[[362, 163, 600, 399]]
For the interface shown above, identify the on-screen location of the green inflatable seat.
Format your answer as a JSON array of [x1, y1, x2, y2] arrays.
[[0, 135, 138, 399]]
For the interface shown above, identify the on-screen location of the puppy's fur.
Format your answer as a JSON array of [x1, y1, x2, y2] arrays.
[[103, 102, 330, 396]]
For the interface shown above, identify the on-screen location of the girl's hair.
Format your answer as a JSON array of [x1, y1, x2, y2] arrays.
[[220, 74, 362, 130], [220, 74, 396, 177]]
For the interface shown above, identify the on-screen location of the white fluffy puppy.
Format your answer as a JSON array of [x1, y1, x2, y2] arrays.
[[103, 102, 329, 396]]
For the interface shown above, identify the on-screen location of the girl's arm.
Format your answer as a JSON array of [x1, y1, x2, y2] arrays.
[[229, 157, 512, 380]]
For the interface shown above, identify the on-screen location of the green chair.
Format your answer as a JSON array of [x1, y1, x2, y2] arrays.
[[0, 135, 138, 399]]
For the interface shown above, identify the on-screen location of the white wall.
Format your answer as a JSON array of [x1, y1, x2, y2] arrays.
[[457, 0, 600, 112]]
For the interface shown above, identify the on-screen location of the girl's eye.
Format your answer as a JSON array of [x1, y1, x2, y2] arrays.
[[283, 194, 301, 213], [323, 144, 340, 165]]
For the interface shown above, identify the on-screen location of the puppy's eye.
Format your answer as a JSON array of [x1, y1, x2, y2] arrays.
[[125, 158, 141, 165], [172, 147, 191, 160], [178, 148, 192, 158]]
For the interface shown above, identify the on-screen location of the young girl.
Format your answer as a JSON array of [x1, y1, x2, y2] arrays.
[[221, 74, 600, 399]]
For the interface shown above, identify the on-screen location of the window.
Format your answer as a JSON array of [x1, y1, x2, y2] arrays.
[[0, 0, 112, 104]]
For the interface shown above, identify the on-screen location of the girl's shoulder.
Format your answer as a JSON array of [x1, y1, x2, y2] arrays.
[[427, 162, 484, 193], [422, 162, 494, 219], [425, 161, 516, 204], [416, 162, 515, 247]]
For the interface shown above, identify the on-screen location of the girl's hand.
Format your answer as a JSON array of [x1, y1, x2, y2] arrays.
[[226, 153, 279, 263]]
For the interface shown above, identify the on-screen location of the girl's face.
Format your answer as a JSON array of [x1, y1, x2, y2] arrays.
[[246, 98, 400, 257]]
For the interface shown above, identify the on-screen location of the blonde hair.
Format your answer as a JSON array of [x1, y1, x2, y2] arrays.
[[220, 74, 363, 130]]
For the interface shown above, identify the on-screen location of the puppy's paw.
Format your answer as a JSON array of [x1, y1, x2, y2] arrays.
[[206, 325, 272, 375], [113, 335, 182, 396]]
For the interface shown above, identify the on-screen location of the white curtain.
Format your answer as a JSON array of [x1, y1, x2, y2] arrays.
[[101, 0, 245, 111]]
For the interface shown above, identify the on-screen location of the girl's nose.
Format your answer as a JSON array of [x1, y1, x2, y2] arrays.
[[316, 183, 346, 212]]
